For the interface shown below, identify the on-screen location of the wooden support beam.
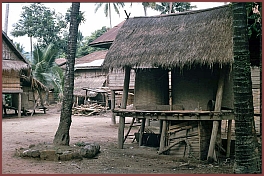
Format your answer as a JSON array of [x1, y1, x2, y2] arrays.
[[118, 116, 125, 149], [226, 120, 232, 157], [146, 119, 150, 126], [139, 118, 146, 146], [159, 120, 168, 154], [207, 68, 226, 162], [18, 93, 21, 118], [111, 90, 116, 124], [118, 66, 131, 149]]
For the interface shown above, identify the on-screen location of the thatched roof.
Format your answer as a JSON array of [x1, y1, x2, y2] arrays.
[[2, 60, 29, 71], [89, 21, 125, 49], [104, 5, 233, 69], [2, 31, 30, 71]]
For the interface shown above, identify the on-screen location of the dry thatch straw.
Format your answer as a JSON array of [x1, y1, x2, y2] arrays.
[[2, 60, 29, 71], [104, 5, 233, 70]]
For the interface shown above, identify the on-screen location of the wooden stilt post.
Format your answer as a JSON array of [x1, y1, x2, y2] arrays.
[[159, 120, 168, 154], [139, 118, 146, 146], [207, 68, 226, 162], [111, 90, 116, 124], [226, 120, 232, 157], [18, 93, 21, 118], [118, 66, 131, 149], [146, 119, 150, 126]]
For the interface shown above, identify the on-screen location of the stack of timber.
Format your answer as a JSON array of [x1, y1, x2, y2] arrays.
[[72, 103, 106, 116]]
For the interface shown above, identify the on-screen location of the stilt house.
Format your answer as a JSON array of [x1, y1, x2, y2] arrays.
[[2, 31, 47, 117], [103, 5, 261, 160], [73, 50, 108, 106], [89, 21, 135, 119]]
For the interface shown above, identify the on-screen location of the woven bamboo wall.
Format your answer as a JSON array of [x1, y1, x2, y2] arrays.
[[2, 40, 20, 61], [134, 68, 169, 108], [2, 70, 22, 93], [171, 66, 234, 111], [107, 68, 135, 90]]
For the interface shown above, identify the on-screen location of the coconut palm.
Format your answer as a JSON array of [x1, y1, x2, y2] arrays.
[[141, 2, 156, 16], [154, 2, 196, 14], [232, 2, 260, 173], [31, 43, 58, 87], [53, 2, 80, 146], [94, 3, 125, 28]]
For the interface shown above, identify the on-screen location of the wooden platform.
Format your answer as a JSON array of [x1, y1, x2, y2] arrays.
[[113, 108, 234, 121]]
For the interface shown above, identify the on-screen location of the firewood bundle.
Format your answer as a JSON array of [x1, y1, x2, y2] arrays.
[[72, 103, 106, 116]]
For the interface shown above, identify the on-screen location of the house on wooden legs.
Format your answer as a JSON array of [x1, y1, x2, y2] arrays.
[[103, 5, 260, 161], [73, 50, 108, 107], [89, 21, 135, 123], [2, 31, 47, 117]]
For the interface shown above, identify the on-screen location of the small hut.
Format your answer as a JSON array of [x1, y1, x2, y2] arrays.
[[103, 5, 246, 160], [73, 50, 108, 106], [2, 31, 47, 117]]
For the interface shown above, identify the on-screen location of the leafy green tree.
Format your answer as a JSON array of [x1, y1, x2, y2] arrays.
[[53, 2, 80, 146], [42, 65, 64, 103], [76, 26, 108, 58], [232, 2, 260, 173], [94, 3, 125, 28], [11, 3, 67, 59], [154, 2, 196, 14]]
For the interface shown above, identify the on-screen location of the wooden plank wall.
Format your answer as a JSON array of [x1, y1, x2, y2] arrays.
[[167, 120, 213, 160]]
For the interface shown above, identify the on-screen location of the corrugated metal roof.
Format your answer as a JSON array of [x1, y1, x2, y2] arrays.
[[75, 50, 107, 65], [75, 59, 104, 69], [88, 21, 125, 49]]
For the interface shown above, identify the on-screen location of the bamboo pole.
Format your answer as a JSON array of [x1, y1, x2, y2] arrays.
[[207, 68, 226, 162], [111, 90, 116, 124], [118, 66, 131, 149]]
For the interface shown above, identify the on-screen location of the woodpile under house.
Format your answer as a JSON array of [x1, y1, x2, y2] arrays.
[[2, 31, 48, 117], [103, 5, 261, 161]]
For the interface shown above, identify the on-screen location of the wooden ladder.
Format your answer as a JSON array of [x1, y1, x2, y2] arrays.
[[124, 117, 141, 143]]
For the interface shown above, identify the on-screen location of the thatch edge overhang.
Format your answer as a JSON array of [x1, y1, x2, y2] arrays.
[[103, 4, 234, 70], [2, 31, 31, 71]]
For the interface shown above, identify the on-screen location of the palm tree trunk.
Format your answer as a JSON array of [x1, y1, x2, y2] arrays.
[[53, 2, 80, 146], [108, 3, 112, 28], [30, 36, 32, 62], [169, 2, 172, 14], [232, 2, 259, 173], [143, 6, 147, 16]]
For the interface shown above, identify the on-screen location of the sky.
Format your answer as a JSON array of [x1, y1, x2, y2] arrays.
[[2, 2, 227, 52]]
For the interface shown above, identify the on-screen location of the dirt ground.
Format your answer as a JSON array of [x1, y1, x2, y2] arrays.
[[2, 104, 234, 174]]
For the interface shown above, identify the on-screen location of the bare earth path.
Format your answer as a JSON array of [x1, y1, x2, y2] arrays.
[[2, 105, 234, 174]]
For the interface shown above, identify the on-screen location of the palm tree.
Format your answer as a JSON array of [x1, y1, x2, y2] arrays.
[[141, 2, 156, 16], [232, 2, 260, 173], [31, 44, 58, 87], [53, 2, 80, 146], [154, 2, 196, 14], [94, 3, 125, 28]]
